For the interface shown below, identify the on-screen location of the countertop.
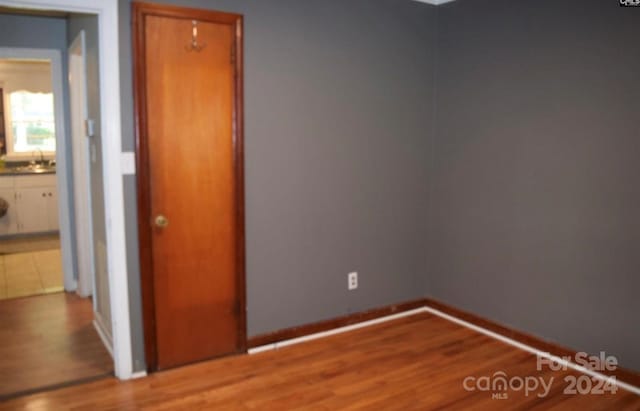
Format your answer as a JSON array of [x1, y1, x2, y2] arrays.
[[0, 167, 56, 176]]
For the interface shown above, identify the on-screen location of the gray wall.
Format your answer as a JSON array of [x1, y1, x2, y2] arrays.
[[118, 0, 437, 370], [0, 13, 78, 281], [117, 1, 146, 372], [5, 0, 638, 376], [432, 0, 640, 371], [67, 14, 112, 337], [0, 13, 66, 51]]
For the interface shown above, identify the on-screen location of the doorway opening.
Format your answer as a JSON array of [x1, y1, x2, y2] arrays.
[[0, 9, 113, 399], [0, 56, 64, 301], [0, 0, 133, 382]]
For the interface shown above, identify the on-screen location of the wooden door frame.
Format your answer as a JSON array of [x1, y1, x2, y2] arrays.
[[132, 1, 246, 372]]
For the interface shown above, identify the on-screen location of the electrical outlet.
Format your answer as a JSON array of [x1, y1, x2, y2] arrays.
[[348, 272, 358, 290]]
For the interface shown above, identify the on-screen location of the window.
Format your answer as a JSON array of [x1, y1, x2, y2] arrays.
[[0, 58, 56, 159], [6, 90, 56, 154]]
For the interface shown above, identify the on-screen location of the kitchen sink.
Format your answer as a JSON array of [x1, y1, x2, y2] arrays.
[[24, 164, 56, 173]]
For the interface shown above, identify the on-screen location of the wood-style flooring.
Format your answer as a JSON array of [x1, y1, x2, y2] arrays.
[[0, 292, 113, 400], [1, 312, 638, 410]]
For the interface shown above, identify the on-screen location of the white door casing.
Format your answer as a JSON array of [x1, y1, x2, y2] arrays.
[[69, 30, 96, 300]]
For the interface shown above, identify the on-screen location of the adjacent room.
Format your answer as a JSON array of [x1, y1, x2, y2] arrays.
[[0, 0, 638, 409], [0, 9, 113, 400]]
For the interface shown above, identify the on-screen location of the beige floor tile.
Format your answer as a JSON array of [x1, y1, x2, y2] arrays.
[[0, 258, 5, 288], [3, 252, 36, 268], [6, 271, 40, 282], [41, 273, 63, 289], [37, 264, 63, 277], [36, 266, 63, 279], [40, 268, 63, 279], [0, 248, 65, 300], [34, 248, 61, 259], [3, 265, 35, 274], [6, 277, 43, 289], [33, 250, 63, 276], [6, 278, 41, 292], [4, 253, 36, 273], [33, 249, 62, 264], [5, 270, 40, 283]]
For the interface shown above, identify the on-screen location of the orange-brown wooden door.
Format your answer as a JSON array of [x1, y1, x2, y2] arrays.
[[134, 3, 245, 371]]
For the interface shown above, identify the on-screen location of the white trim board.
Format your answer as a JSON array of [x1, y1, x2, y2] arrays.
[[93, 316, 113, 358], [69, 30, 97, 300], [130, 371, 148, 380], [248, 308, 428, 354], [249, 306, 640, 396], [422, 306, 640, 397], [0, 0, 133, 380]]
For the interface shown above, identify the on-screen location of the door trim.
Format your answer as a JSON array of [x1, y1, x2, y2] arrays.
[[132, 1, 246, 372], [69, 31, 97, 300]]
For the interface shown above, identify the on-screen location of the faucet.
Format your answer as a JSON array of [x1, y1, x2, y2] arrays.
[[30, 149, 45, 167]]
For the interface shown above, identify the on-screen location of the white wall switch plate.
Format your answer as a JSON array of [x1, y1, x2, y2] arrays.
[[121, 151, 136, 175]]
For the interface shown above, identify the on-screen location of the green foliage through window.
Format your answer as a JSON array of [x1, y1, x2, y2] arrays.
[[8, 91, 56, 154]]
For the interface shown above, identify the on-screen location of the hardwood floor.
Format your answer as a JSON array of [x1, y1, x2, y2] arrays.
[[0, 292, 113, 400], [1, 312, 638, 410]]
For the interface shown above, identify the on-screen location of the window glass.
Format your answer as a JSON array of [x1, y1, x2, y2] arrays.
[[9, 90, 56, 153]]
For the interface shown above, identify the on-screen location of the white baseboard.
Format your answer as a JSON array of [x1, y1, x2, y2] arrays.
[[248, 307, 429, 354], [248, 304, 640, 396], [93, 315, 114, 359], [130, 371, 147, 379], [64, 279, 78, 293], [422, 306, 640, 396]]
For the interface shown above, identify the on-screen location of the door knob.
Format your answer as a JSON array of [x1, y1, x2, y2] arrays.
[[154, 214, 169, 228]]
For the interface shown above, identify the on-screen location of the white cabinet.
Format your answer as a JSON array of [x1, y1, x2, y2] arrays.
[[16, 187, 55, 232], [0, 174, 58, 236]]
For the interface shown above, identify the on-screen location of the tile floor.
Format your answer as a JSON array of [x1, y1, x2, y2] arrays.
[[0, 249, 64, 300]]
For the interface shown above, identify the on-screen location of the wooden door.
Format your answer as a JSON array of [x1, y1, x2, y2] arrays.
[[133, 2, 245, 371]]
